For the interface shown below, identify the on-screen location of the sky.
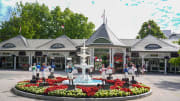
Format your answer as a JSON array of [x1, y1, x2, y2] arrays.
[[0, 0, 180, 39]]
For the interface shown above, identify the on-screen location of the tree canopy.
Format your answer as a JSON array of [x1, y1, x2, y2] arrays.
[[169, 41, 180, 67], [136, 20, 166, 39], [0, 2, 95, 41]]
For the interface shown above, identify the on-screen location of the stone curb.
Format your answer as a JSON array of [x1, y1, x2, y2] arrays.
[[12, 87, 152, 101]]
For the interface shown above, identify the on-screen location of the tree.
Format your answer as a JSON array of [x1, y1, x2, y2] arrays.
[[169, 41, 180, 73], [136, 20, 166, 39], [0, 2, 95, 42]]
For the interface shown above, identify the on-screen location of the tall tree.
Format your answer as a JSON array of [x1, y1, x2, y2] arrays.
[[136, 20, 166, 39], [169, 41, 180, 71], [0, 2, 95, 42]]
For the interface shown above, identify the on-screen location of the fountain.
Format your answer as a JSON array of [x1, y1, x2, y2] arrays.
[[62, 39, 102, 85]]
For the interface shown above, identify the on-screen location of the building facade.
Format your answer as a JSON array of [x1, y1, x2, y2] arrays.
[[0, 23, 179, 74]]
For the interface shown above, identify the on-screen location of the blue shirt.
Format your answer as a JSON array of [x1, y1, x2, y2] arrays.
[[36, 65, 41, 69], [51, 65, 55, 68], [41, 65, 46, 71], [124, 68, 128, 73]]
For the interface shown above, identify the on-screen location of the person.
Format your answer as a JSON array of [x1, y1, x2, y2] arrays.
[[68, 65, 74, 85], [41, 63, 47, 82], [36, 63, 41, 80], [100, 64, 106, 84], [51, 64, 56, 73], [132, 64, 136, 77], [141, 64, 145, 75], [136, 64, 140, 77], [124, 64, 129, 78], [32, 63, 36, 77]]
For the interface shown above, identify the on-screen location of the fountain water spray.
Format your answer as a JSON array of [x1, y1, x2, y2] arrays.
[[62, 39, 102, 85]]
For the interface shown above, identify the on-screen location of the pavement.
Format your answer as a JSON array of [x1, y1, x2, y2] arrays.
[[0, 70, 180, 101]]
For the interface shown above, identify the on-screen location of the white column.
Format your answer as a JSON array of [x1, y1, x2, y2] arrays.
[[109, 48, 112, 66], [14, 56, 16, 70], [65, 55, 67, 69], [164, 59, 167, 74], [141, 56, 144, 68], [45, 56, 47, 65], [112, 49, 114, 68], [29, 55, 31, 66], [92, 48, 94, 65], [123, 50, 126, 67]]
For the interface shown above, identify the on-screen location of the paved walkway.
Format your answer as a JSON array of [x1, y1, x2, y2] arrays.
[[0, 70, 180, 101]]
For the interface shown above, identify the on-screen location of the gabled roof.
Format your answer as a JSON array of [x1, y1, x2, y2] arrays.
[[120, 39, 140, 47], [0, 35, 29, 50], [131, 35, 179, 52], [169, 33, 180, 40], [86, 24, 127, 47], [36, 35, 77, 51]]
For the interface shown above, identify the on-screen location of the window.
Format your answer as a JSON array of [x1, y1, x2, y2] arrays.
[[19, 51, 26, 56], [131, 52, 139, 57], [171, 52, 179, 57], [93, 38, 111, 44], [51, 43, 65, 49], [35, 51, 42, 56], [145, 44, 161, 50], [2, 43, 16, 48]]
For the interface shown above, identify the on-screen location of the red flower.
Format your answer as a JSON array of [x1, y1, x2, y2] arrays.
[[24, 84, 39, 87], [76, 86, 99, 96], [44, 84, 68, 94]]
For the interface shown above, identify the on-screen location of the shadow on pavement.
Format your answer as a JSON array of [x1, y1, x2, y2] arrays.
[[154, 81, 180, 91]]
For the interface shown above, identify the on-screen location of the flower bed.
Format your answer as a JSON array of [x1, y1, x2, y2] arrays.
[[15, 77, 150, 98]]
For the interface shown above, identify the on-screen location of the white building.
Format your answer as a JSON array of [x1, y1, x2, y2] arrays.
[[0, 23, 179, 74]]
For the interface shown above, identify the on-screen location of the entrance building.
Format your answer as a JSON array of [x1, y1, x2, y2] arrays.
[[0, 22, 179, 74]]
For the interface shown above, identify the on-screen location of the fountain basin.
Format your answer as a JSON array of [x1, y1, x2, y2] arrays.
[[62, 75, 103, 86]]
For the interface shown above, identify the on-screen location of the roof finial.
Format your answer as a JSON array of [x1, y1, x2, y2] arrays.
[[102, 9, 106, 24]]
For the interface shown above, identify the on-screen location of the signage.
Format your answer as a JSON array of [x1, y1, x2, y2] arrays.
[[150, 54, 158, 57]]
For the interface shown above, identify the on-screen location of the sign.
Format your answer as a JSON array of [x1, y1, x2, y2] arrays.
[[150, 54, 158, 57]]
